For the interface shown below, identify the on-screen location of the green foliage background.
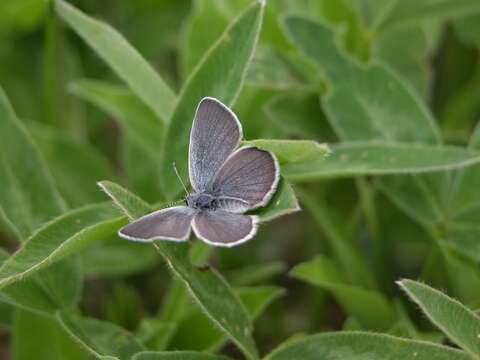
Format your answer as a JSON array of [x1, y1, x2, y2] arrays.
[[1, 0, 480, 359]]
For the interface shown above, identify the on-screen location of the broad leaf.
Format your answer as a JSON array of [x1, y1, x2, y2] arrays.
[[253, 179, 300, 222], [55, 0, 176, 122], [57, 311, 144, 360], [290, 256, 394, 330], [399, 279, 480, 357], [265, 332, 472, 360], [0, 86, 65, 240], [160, 0, 265, 198], [0, 203, 124, 290], [98, 181, 259, 360]]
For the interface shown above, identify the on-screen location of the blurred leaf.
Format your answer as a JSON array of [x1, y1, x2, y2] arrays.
[[375, 0, 480, 31], [55, 0, 176, 122], [133, 351, 230, 360], [98, 181, 259, 360], [13, 310, 89, 360], [179, 0, 229, 79], [226, 261, 286, 286], [70, 79, 164, 200], [374, 27, 430, 97], [283, 142, 480, 181], [0, 0, 47, 34], [30, 122, 116, 207], [80, 236, 157, 277], [0, 86, 65, 240], [0, 203, 124, 290], [161, 1, 265, 199], [170, 286, 284, 352], [264, 94, 332, 141], [454, 14, 480, 47], [296, 188, 376, 289], [246, 46, 312, 90], [57, 311, 144, 360], [136, 320, 177, 352], [265, 332, 473, 360], [399, 279, 480, 357], [290, 256, 395, 330]]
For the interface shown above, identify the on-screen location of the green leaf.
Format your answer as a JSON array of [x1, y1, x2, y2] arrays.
[[30, 122, 116, 207], [375, 0, 480, 31], [160, 0, 265, 198], [290, 256, 394, 330], [265, 332, 473, 360], [179, 0, 229, 79], [0, 86, 65, 239], [243, 139, 330, 165], [13, 309, 89, 360], [57, 311, 144, 360], [69, 79, 164, 200], [133, 351, 229, 360], [0, 203, 125, 290], [296, 188, 376, 289], [283, 16, 439, 143], [98, 181, 259, 360], [226, 261, 286, 286], [252, 179, 300, 222], [54, 0, 176, 122], [399, 279, 480, 357], [282, 142, 480, 181], [170, 286, 284, 352]]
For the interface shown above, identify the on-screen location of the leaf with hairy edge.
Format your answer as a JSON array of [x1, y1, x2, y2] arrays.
[[55, 0, 176, 122], [0, 203, 125, 290], [97, 181, 259, 360], [0, 86, 66, 240], [265, 332, 473, 360], [57, 311, 144, 360], [399, 279, 480, 357], [160, 1, 265, 199]]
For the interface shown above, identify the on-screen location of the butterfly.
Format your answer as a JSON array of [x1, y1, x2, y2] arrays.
[[118, 97, 279, 247]]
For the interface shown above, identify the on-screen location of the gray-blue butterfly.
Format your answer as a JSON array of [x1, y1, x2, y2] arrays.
[[118, 97, 280, 247]]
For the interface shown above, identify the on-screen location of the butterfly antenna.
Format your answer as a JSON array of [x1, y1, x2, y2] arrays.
[[172, 162, 189, 196]]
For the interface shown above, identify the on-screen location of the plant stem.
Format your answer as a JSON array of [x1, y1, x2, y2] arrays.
[[43, 1, 57, 125]]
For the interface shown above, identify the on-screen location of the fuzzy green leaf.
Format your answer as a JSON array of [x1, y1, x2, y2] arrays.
[[57, 311, 144, 360], [399, 279, 480, 357], [98, 181, 259, 360], [160, 1, 265, 198], [0, 86, 65, 240], [55, 0, 176, 122], [0, 203, 125, 290], [265, 332, 473, 360]]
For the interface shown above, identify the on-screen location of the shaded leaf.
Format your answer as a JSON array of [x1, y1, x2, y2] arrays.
[[55, 0, 176, 122], [133, 351, 229, 360]]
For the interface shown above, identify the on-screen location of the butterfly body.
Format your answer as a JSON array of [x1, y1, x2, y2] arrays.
[[186, 192, 219, 210], [118, 97, 280, 247]]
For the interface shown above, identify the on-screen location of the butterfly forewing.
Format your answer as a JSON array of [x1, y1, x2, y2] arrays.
[[209, 146, 279, 210], [192, 210, 258, 247], [188, 97, 242, 192], [119, 206, 195, 242]]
